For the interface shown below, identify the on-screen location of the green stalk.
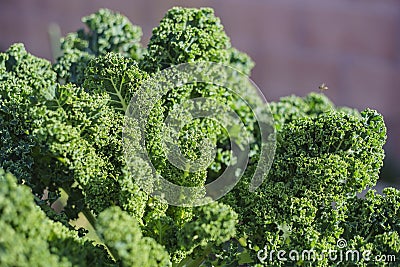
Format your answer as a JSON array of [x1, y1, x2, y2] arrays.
[[175, 244, 213, 267]]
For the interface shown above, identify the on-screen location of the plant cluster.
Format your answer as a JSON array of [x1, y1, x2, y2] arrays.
[[0, 7, 398, 266]]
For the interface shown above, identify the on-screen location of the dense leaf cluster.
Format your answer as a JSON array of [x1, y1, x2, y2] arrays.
[[220, 94, 392, 266], [54, 8, 144, 85], [0, 6, 399, 267], [0, 169, 114, 267]]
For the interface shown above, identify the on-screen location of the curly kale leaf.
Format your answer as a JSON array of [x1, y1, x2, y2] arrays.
[[54, 8, 144, 85], [34, 84, 123, 216], [83, 52, 149, 112], [0, 43, 56, 197], [0, 169, 115, 267], [82, 8, 143, 58], [1, 44, 129, 217], [343, 188, 400, 263], [141, 7, 231, 72], [97, 206, 171, 267], [222, 93, 388, 265]]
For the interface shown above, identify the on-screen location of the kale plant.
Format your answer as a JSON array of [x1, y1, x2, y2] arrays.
[[0, 6, 398, 267]]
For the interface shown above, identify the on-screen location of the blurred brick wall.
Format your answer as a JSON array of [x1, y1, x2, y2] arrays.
[[1, 0, 400, 181]]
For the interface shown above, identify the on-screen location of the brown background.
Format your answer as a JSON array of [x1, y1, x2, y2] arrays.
[[1, 0, 399, 185]]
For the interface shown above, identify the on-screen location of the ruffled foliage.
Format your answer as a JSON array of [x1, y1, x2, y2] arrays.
[[0, 7, 398, 267]]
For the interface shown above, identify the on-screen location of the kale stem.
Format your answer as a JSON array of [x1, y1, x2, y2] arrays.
[[174, 244, 213, 267], [187, 245, 213, 267], [82, 207, 97, 230]]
